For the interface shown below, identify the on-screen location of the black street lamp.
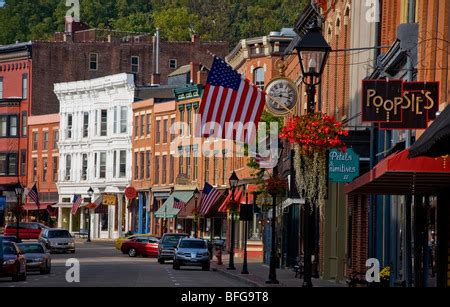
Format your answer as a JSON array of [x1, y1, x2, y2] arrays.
[[241, 188, 249, 275], [228, 171, 239, 271], [14, 182, 24, 242], [86, 187, 94, 243], [294, 18, 331, 288], [193, 188, 201, 238]]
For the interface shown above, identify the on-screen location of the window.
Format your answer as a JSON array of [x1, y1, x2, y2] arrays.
[[31, 158, 37, 181], [89, 53, 98, 71], [94, 153, 98, 178], [0, 116, 6, 137], [0, 77, 3, 99], [43, 131, 49, 150], [140, 152, 145, 180], [114, 107, 118, 134], [154, 156, 160, 184], [179, 150, 184, 175], [170, 118, 175, 142], [82, 112, 89, 138], [145, 151, 151, 180], [170, 155, 174, 183], [53, 130, 59, 149], [53, 157, 58, 182], [162, 155, 167, 184], [65, 155, 71, 181], [22, 74, 28, 99], [163, 119, 168, 143], [101, 110, 108, 137], [146, 114, 151, 136], [131, 56, 139, 73], [113, 151, 117, 178], [254, 67, 265, 90], [67, 114, 73, 139], [140, 115, 145, 137], [0, 154, 6, 176], [99, 152, 106, 179], [180, 108, 185, 136], [120, 107, 128, 134], [21, 112, 27, 136], [8, 153, 17, 176], [134, 152, 139, 180], [135, 115, 139, 138], [32, 132, 38, 150], [186, 149, 191, 177], [187, 107, 192, 136], [193, 153, 198, 181], [213, 155, 218, 186], [223, 152, 228, 185], [204, 156, 210, 183], [120, 151, 127, 178], [9, 116, 18, 137], [20, 150, 26, 177], [156, 120, 161, 143], [82, 154, 88, 181], [169, 59, 177, 69], [42, 158, 48, 182]]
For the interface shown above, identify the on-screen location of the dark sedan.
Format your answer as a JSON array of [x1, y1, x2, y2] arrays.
[[0, 241, 27, 282], [18, 243, 51, 275]]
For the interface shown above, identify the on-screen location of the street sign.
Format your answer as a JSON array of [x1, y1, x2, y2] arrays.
[[125, 187, 137, 200], [328, 149, 360, 183]]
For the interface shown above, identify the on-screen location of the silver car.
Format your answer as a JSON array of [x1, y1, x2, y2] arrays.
[[173, 238, 211, 271], [39, 229, 76, 254], [18, 243, 51, 275]]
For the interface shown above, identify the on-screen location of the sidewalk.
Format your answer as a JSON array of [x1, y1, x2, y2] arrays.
[[211, 255, 347, 288]]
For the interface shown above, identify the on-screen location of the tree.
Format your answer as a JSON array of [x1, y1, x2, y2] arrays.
[[153, 7, 200, 41]]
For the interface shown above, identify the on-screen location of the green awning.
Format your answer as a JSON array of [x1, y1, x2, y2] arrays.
[[154, 191, 194, 219]]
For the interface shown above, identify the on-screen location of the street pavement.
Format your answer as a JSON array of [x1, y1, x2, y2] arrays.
[[0, 241, 249, 288]]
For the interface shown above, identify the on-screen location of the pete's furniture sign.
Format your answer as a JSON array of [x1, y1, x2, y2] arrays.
[[362, 80, 439, 129], [329, 149, 360, 183]]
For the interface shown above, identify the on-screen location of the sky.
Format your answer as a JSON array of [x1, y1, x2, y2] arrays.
[[0, 0, 4, 7]]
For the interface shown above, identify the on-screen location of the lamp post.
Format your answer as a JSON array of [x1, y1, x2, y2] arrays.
[[87, 187, 94, 243], [193, 188, 201, 238], [294, 18, 331, 288], [14, 182, 24, 241], [228, 171, 239, 271], [266, 192, 279, 284], [242, 189, 249, 275]]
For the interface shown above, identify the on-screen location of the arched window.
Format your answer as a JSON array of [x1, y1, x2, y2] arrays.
[[253, 67, 265, 90]]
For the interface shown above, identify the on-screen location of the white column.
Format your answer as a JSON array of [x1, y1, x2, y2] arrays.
[[58, 207, 63, 228], [109, 205, 114, 239], [125, 198, 130, 233], [118, 194, 123, 238], [69, 213, 73, 234], [80, 210, 85, 230]]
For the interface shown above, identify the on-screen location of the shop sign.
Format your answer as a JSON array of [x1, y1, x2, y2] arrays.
[[362, 80, 439, 129], [328, 149, 360, 183], [102, 194, 117, 206], [125, 187, 138, 200]]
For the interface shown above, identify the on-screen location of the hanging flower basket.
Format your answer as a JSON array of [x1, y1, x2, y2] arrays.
[[228, 200, 239, 214], [280, 113, 348, 217], [265, 176, 288, 196]]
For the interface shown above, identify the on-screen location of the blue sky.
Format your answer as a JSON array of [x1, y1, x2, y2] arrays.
[[0, 0, 4, 8]]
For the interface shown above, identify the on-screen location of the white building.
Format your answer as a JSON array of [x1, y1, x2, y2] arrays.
[[54, 73, 134, 239]]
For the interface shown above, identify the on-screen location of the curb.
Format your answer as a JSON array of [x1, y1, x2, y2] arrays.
[[212, 267, 263, 288]]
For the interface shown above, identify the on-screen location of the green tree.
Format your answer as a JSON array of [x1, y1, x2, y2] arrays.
[[153, 7, 200, 41]]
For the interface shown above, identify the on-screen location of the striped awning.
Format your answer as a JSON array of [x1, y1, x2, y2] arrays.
[[154, 191, 194, 219]]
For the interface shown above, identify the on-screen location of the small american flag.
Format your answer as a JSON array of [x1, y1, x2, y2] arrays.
[[28, 183, 40, 210], [199, 183, 223, 215], [198, 56, 266, 142], [71, 195, 83, 216], [173, 198, 187, 210]]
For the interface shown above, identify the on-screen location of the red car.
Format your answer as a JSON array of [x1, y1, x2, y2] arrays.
[[4, 222, 48, 240], [0, 241, 27, 282], [121, 236, 160, 258]]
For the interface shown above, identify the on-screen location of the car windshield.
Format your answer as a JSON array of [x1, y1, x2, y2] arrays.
[[48, 230, 71, 238], [179, 241, 207, 249], [2, 244, 17, 255], [18, 244, 45, 254], [162, 235, 186, 245]]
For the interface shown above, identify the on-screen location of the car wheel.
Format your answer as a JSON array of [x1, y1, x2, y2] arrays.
[[202, 263, 211, 271], [158, 258, 165, 264], [128, 248, 137, 257]]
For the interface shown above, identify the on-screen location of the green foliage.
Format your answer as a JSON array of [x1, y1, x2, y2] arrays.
[[0, 0, 309, 46]]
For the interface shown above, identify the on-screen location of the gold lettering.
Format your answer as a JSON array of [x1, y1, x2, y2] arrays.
[[402, 93, 411, 110], [373, 96, 384, 108], [394, 97, 403, 115], [416, 96, 423, 115], [367, 90, 377, 107], [424, 91, 435, 110], [384, 99, 394, 112]]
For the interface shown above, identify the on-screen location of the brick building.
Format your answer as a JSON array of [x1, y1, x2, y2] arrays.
[[0, 43, 32, 226], [26, 114, 60, 225]]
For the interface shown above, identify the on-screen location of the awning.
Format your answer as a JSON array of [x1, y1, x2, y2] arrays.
[[218, 187, 244, 213], [345, 149, 450, 195], [409, 105, 450, 158], [154, 191, 194, 219], [23, 202, 57, 211]]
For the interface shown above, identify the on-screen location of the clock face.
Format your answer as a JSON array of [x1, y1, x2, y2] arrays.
[[265, 78, 299, 116]]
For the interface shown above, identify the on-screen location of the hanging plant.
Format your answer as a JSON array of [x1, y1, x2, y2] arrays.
[[280, 113, 348, 217], [265, 176, 288, 196], [228, 200, 239, 214]]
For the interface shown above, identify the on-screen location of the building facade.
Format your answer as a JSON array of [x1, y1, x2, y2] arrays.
[[55, 73, 134, 239]]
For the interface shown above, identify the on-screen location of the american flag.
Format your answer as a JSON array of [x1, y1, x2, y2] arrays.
[[199, 183, 223, 215], [28, 183, 40, 210], [71, 195, 83, 216], [198, 56, 266, 142], [173, 197, 187, 210]]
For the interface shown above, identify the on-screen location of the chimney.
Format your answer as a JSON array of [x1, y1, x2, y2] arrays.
[[191, 34, 200, 44], [190, 62, 199, 84], [197, 70, 208, 86]]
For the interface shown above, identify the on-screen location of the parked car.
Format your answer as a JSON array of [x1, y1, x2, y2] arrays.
[[4, 222, 48, 240], [0, 241, 27, 282], [39, 229, 75, 254], [18, 242, 51, 275], [121, 236, 160, 257], [173, 238, 211, 271], [158, 233, 189, 264], [115, 234, 157, 251], [0, 235, 21, 243]]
